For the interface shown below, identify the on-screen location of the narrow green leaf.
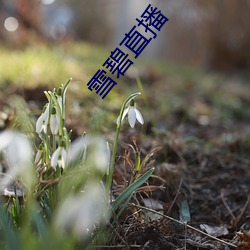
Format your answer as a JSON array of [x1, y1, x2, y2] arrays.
[[112, 167, 154, 211], [32, 210, 45, 237], [135, 152, 141, 172], [112, 193, 133, 225], [0, 208, 21, 250], [62, 78, 72, 98]]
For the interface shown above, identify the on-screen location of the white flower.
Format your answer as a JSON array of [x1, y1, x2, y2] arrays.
[[51, 145, 67, 169], [0, 130, 33, 190], [36, 104, 50, 133], [67, 136, 110, 173], [50, 106, 60, 135], [35, 149, 42, 164], [119, 99, 144, 128], [54, 182, 109, 240], [35, 144, 43, 164], [89, 137, 110, 173]]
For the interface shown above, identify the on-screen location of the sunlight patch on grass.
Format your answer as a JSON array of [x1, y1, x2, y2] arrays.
[[0, 44, 87, 87]]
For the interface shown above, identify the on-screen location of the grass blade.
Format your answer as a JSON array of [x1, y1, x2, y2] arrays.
[[112, 167, 154, 211]]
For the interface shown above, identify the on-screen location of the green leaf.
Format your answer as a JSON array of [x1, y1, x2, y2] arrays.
[[32, 209, 46, 237], [0, 207, 21, 250], [135, 152, 141, 173], [112, 193, 133, 225], [112, 167, 154, 211]]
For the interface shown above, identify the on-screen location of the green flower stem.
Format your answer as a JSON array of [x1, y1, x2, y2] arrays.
[[106, 92, 141, 197], [44, 96, 53, 164], [48, 79, 71, 136], [48, 92, 63, 136], [52, 134, 56, 152], [63, 127, 70, 150], [61, 78, 72, 127]]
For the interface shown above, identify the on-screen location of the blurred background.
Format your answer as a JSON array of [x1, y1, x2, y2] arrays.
[[1, 0, 250, 72]]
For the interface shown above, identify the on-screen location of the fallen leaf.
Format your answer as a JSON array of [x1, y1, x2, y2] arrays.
[[200, 224, 228, 237], [143, 198, 163, 211], [237, 231, 250, 248], [142, 198, 164, 221]]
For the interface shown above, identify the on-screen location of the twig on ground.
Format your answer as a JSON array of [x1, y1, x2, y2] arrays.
[[221, 189, 236, 221], [166, 178, 183, 215], [130, 203, 238, 249], [89, 245, 141, 248], [233, 192, 250, 227]]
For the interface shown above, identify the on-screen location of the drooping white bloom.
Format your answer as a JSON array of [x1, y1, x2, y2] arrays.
[[54, 182, 109, 240], [67, 136, 87, 164], [50, 114, 59, 135], [67, 135, 110, 173], [36, 103, 50, 133], [50, 106, 59, 135], [89, 137, 110, 173], [51, 145, 67, 169], [2, 132, 32, 171], [35, 144, 43, 164], [119, 99, 144, 128], [0, 130, 33, 190], [35, 149, 42, 164]]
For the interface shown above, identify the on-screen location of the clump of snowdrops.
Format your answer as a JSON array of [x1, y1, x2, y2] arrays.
[[0, 79, 154, 249]]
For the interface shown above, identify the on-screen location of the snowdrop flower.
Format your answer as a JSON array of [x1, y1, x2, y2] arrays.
[[50, 106, 59, 135], [51, 142, 67, 169], [36, 103, 50, 133], [35, 144, 43, 164], [0, 130, 33, 190], [120, 99, 144, 128], [67, 136, 87, 164], [54, 182, 109, 240], [88, 137, 110, 173], [67, 135, 110, 173]]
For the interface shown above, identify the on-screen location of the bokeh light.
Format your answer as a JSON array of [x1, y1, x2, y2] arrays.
[[50, 24, 67, 40], [4, 17, 19, 32], [41, 0, 55, 5]]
